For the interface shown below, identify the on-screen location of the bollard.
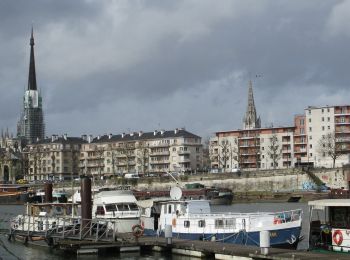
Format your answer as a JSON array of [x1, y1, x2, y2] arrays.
[[260, 230, 270, 255], [164, 225, 173, 245]]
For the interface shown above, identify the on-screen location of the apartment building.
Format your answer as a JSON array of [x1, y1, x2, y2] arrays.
[[210, 126, 294, 171], [79, 128, 203, 178], [24, 135, 85, 181], [306, 105, 350, 167]]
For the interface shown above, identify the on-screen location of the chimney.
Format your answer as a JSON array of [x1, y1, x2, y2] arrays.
[[130, 132, 134, 137], [122, 133, 125, 138], [160, 130, 165, 135], [88, 135, 93, 143], [174, 128, 179, 134], [97, 135, 101, 140], [108, 133, 112, 139], [81, 134, 87, 141], [138, 131, 143, 137], [63, 133, 67, 140], [154, 130, 158, 136], [51, 135, 55, 142]]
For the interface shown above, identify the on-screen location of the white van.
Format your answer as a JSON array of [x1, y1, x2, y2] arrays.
[[124, 173, 139, 179]]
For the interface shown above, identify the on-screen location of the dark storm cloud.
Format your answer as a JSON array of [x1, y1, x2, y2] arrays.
[[1, 0, 350, 138]]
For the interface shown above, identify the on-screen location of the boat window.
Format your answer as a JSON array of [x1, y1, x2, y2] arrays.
[[330, 207, 350, 228], [117, 204, 130, 211], [198, 220, 205, 228], [168, 205, 172, 214], [129, 203, 139, 211], [225, 219, 235, 227], [105, 204, 118, 212], [96, 206, 105, 215], [55, 206, 63, 215], [184, 220, 190, 228], [215, 219, 224, 228], [66, 206, 72, 215], [38, 221, 44, 231]]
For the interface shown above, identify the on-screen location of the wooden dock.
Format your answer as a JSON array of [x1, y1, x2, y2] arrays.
[[43, 234, 349, 260]]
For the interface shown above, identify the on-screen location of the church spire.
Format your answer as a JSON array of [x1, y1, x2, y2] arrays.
[[28, 26, 37, 91], [243, 80, 261, 129]]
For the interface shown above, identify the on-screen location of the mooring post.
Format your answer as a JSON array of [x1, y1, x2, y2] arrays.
[[44, 182, 53, 203], [165, 224, 172, 245], [81, 176, 92, 238], [260, 230, 270, 255]]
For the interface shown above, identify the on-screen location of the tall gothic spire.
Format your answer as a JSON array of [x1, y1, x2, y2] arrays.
[[28, 27, 37, 91], [243, 80, 261, 129]]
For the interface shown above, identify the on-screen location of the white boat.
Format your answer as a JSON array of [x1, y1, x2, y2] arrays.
[[92, 189, 141, 233], [308, 199, 350, 253], [139, 197, 302, 248], [10, 202, 80, 245]]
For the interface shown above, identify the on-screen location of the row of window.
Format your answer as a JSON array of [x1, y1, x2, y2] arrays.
[[183, 219, 236, 228]]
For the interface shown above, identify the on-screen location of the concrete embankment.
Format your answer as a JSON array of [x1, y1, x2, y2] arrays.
[[118, 167, 347, 202]]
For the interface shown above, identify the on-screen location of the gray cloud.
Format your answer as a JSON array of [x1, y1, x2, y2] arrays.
[[1, 0, 350, 139]]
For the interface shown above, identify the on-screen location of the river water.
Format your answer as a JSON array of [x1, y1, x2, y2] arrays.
[[0, 203, 309, 260]]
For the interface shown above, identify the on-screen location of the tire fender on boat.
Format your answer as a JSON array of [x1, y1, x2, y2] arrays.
[[172, 218, 176, 227], [333, 230, 343, 246]]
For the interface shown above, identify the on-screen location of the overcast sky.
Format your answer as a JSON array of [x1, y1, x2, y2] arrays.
[[1, 0, 350, 140]]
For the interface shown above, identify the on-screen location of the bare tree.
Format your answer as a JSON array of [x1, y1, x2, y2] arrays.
[[218, 140, 230, 172], [267, 134, 281, 169], [107, 144, 119, 176], [136, 141, 149, 175], [202, 137, 211, 172], [317, 132, 346, 168], [229, 139, 240, 169]]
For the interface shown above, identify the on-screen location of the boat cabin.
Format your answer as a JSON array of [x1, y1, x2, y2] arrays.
[[92, 190, 140, 219], [28, 203, 80, 218], [309, 199, 350, 253]]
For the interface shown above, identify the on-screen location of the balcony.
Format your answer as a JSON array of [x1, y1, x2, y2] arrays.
[[149, 143, 170, 148], [178, 158, 191, 163], [150, 151, 170, 156], [150, 160, 170, 165], [294, 150, 307, 154], [282, 150, 291, 153], [239, 136, 258, 140], [336, 137, 350, 142], [178, 150, 190, 155]]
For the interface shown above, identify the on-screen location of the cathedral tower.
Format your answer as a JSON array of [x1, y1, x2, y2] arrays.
[[17, 28, 45, 144], [243, 80, 261, 129]]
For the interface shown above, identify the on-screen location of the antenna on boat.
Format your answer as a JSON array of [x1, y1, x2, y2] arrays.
[[170, 186, 182, 200]]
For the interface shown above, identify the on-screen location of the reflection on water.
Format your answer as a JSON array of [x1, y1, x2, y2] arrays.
[[0, 203, 309, 260]]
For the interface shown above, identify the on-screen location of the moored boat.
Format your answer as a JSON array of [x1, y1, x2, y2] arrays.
[[10, 202, 80, 246], [139, 197, 302, 248], [92, 189, 141, 233], [134, 183, 233, 205], [308, 199, 350, 253]]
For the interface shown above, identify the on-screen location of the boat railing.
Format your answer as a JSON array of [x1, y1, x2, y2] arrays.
[[10, 215, 124, 242], [188, 209, 302, 220]]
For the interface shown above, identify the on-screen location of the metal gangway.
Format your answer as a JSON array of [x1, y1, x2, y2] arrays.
[[9, 217, 121, 243]]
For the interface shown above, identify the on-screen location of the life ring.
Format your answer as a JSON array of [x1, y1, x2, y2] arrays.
[[132, 224, 144, 238], [172, 218, 176, 227], [333, 230, 343, 246]]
